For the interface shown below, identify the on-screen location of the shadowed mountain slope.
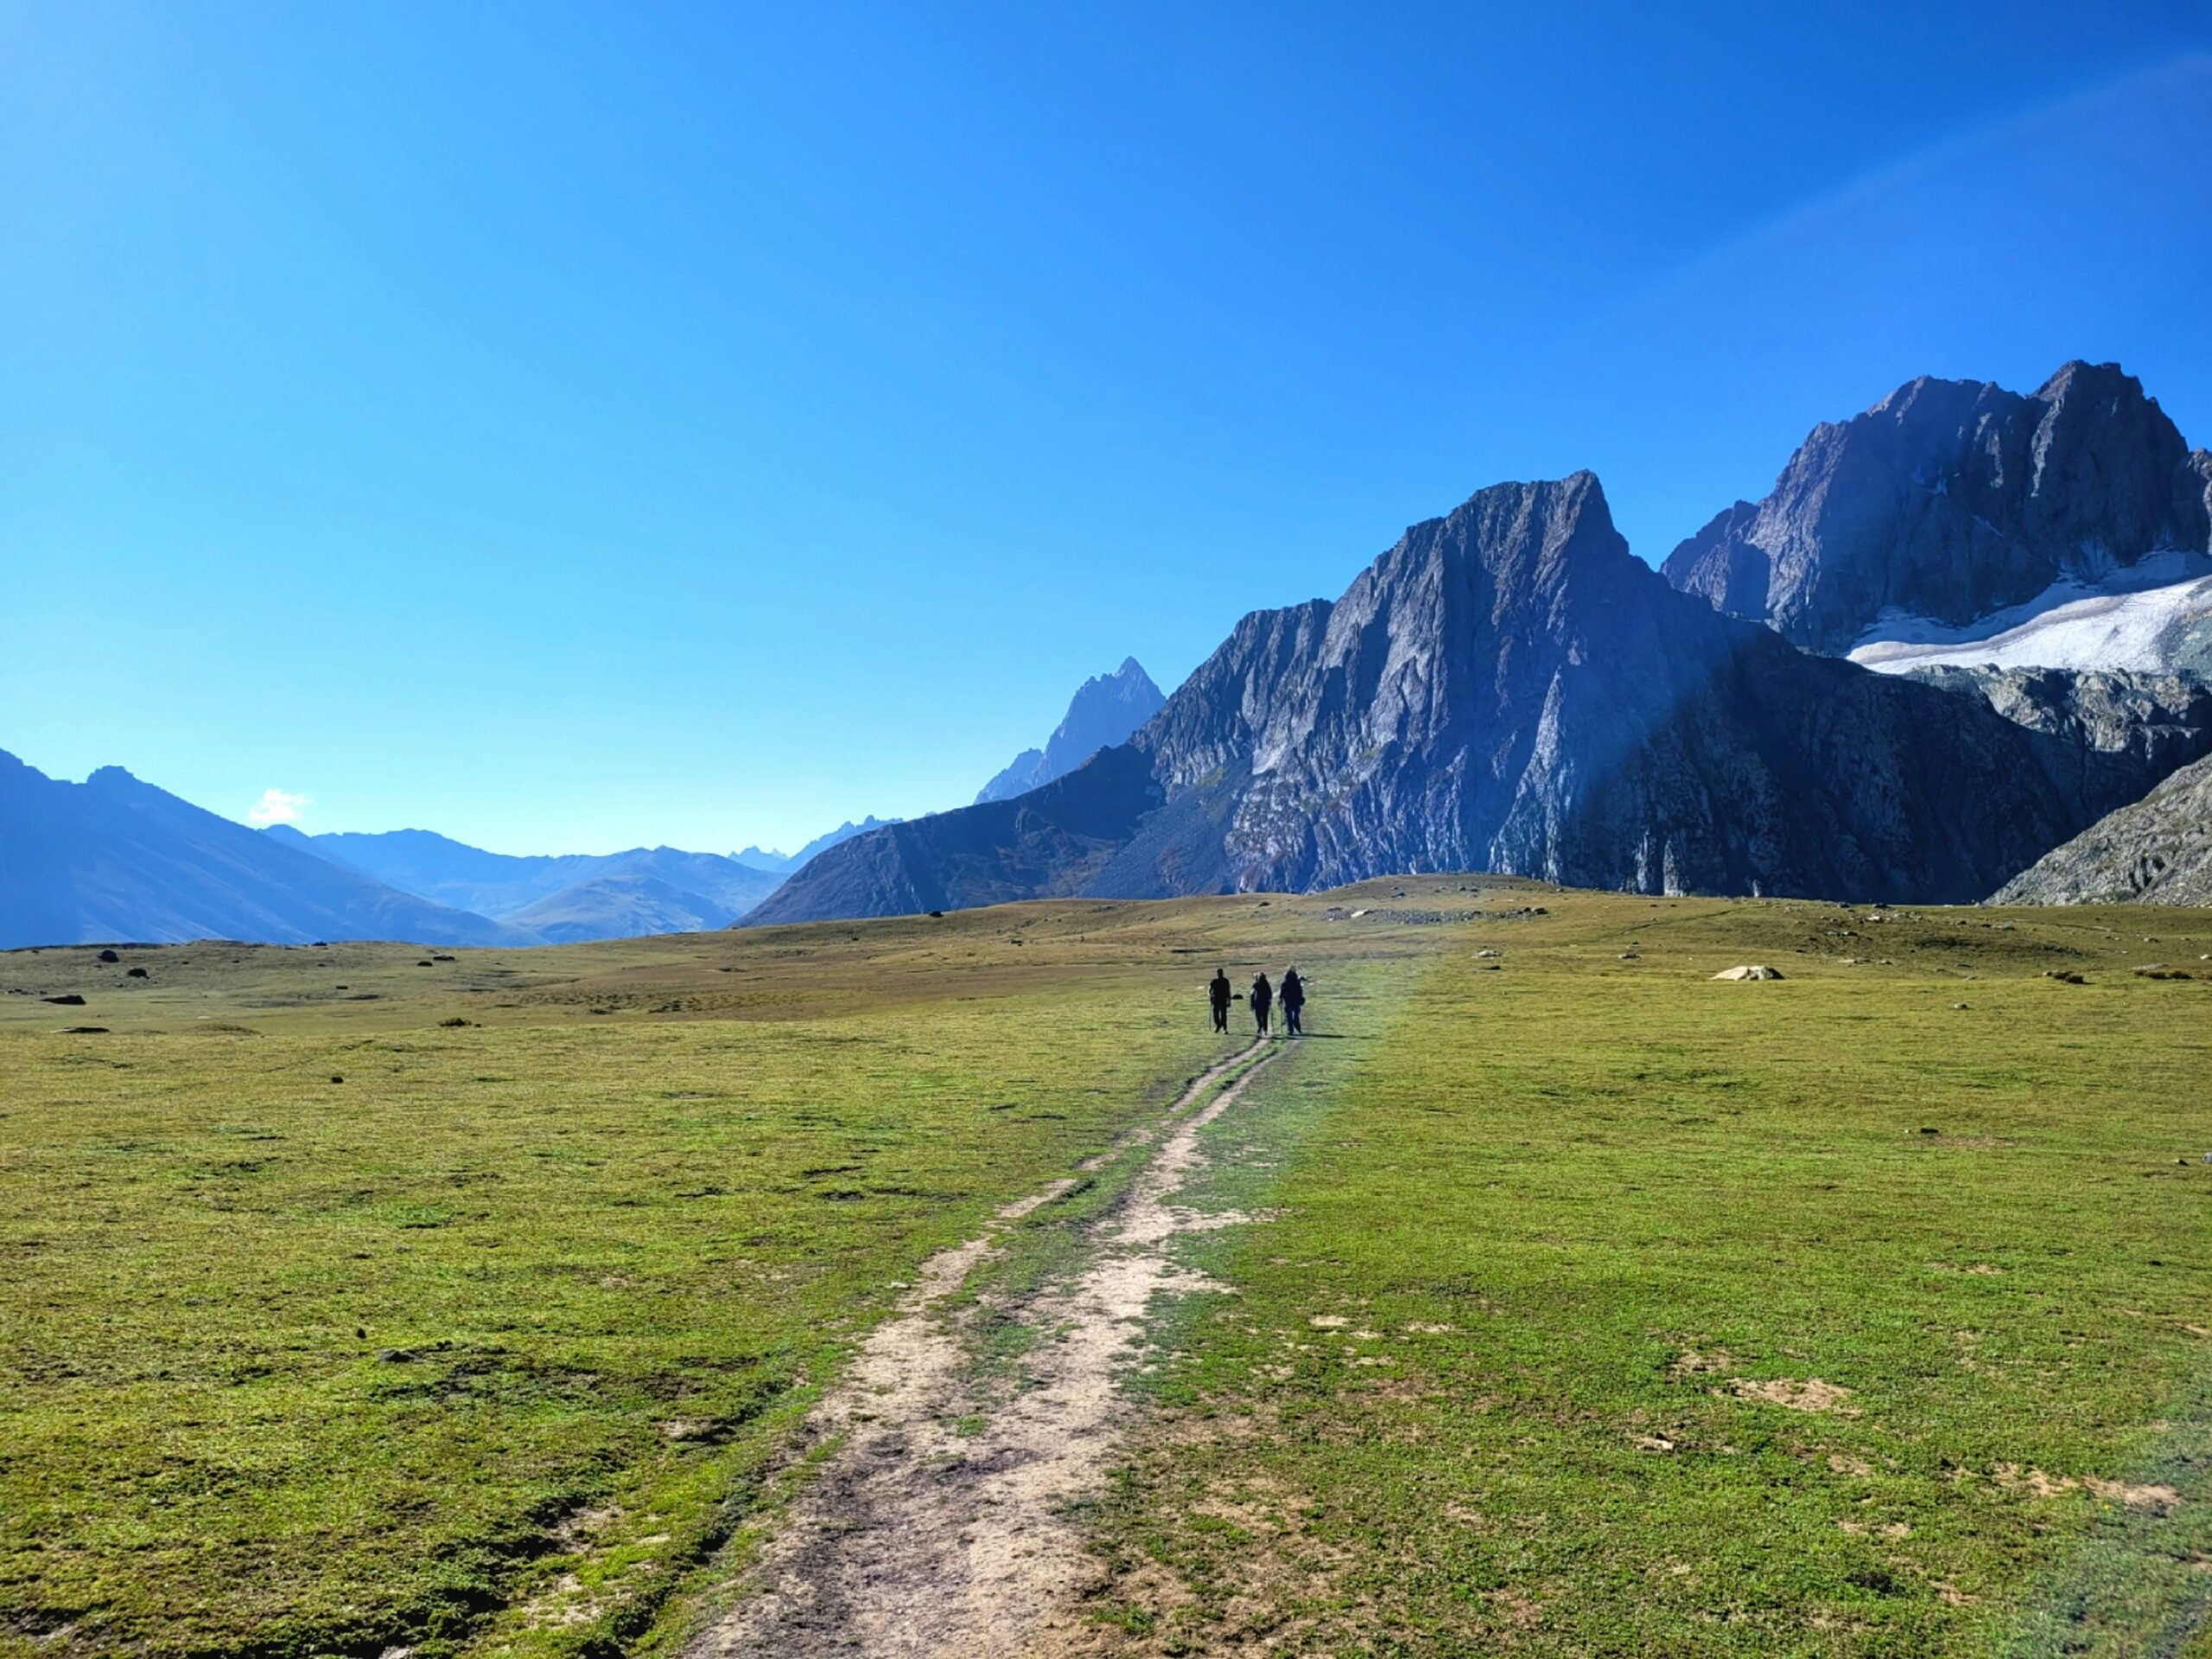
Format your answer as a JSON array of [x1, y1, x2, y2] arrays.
[[1901, 666, 2212, 776], [751, 747, 1160, 923], [752, 474, 2190, 924]]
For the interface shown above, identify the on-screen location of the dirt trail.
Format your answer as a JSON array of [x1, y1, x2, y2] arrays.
[[687, 1039, 1278, 1658]]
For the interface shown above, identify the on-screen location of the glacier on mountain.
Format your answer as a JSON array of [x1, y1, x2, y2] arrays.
[[1847, 550, 2212, 675]]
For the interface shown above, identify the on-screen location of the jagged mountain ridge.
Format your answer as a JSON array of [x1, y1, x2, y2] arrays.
[[975, 658, 1166, 804], [1662, 361, 2212, 658], [750, 473, 2192, 925]]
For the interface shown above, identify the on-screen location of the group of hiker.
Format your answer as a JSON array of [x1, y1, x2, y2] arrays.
[[1208, 966, 1306, 1038]]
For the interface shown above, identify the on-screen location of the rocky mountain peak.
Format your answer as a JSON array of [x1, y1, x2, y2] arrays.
[[974, 658, 1166, 805], [83, 765, 159, 800], [1662, 362, 2212, 653], [754, 461, 2212, 928], [2034, 357, 2155, 411], [2019, 360, 2201, 554], [1419, 471, 1626, 598]]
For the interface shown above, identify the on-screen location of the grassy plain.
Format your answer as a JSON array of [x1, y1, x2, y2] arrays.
[[1073, 892, 2212, 1656], [0, 896, 1421, 1658], [3, 884, 2210, 1657]]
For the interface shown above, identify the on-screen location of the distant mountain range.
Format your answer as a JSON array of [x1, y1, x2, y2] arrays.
[[13, 362, 2212, 944], [0, 753, 532, 949], [0, 666, 1128, 945], [756, 363, 2212, 925], [975, 659, 1166, 804], [261, 826, 784, 942], [0, 753, 801, 949], [733, 817, 902, 875]]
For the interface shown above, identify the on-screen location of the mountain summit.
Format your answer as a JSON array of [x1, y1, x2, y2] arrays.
[[1662, 362, 2212, 656], [975, 658, 1166, 804], [750, 472, 2202, 924]]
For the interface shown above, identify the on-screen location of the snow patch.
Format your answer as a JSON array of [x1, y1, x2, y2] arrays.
[[1849, 550, 2212, 674]]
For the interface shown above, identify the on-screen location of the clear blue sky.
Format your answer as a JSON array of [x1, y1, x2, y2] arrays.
[[4, 2, 2209, 855]]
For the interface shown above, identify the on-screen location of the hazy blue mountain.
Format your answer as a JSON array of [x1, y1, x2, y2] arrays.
[[265, 826, 782, 915], [732, 845, 797, 874], [751, 473, 2205, 925], [976, 752, 1050, 808], [507, 871, 752, 943], [975, 658, 1166, 804], [728, 818, 906, 877], [0, 751, 531, 949], [600, 849, 783, 916], [259, 824, 593, 914], [266, 827, 784, 941]]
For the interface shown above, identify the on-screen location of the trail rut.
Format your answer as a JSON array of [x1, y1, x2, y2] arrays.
[[687, 1039, 1278, 1658]]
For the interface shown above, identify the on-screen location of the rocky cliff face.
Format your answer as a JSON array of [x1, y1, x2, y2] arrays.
[[1992, 750, 2212, 906], [1662, 363, 2212, 654], [975, 658, 1166, 804], [753, 474, 2193, 924], [1904, 665, 2212, 770]]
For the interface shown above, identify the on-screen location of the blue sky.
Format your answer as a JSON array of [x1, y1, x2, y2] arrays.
[[4, 2, 2209, 855]]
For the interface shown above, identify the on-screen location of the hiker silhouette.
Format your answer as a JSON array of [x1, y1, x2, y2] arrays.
[[1208, 968, 1233, 1033], [1280, 967, 1306, 1035], [1250, 972, 1273, 1036]]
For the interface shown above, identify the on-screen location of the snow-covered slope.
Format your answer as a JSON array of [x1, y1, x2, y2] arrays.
[[1848, 550, 2212, 676]]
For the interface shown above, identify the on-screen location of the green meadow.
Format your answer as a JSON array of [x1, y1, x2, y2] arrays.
[[3, 884, 2209, 1656], [0, 899, 1409, 1658], [1078, 896, 2212, 1656]]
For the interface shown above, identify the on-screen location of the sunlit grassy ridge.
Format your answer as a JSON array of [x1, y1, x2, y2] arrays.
[[1077, 895, 2212, 1656]]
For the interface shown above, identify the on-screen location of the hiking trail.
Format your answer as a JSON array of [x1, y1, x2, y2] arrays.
[[686, 1039, 1279, 1658]]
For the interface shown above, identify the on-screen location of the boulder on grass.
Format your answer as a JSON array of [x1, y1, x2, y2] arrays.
[[1713, 964, 1784, 982]]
